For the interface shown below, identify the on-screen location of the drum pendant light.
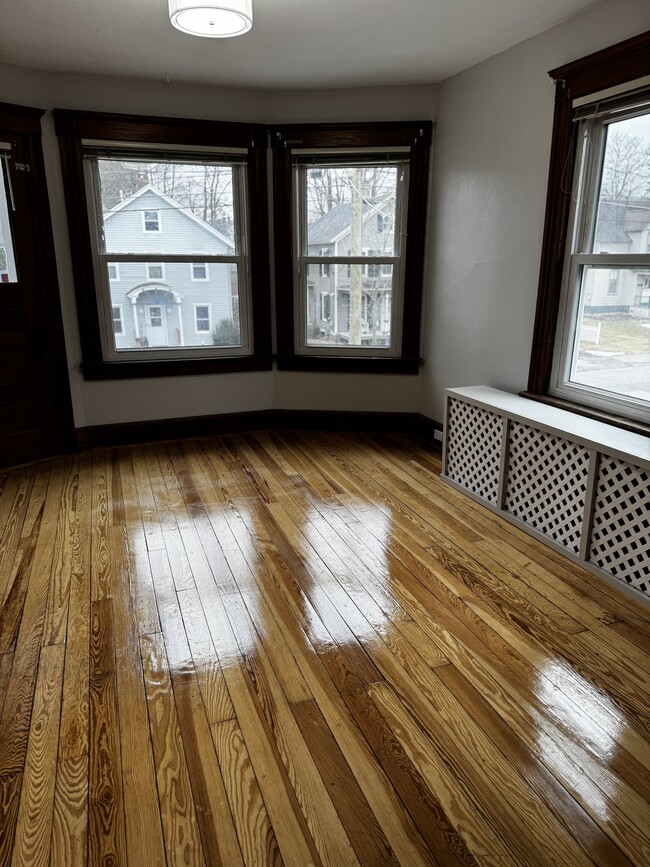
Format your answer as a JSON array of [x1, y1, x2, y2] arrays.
[[169, 0, 253, 37]]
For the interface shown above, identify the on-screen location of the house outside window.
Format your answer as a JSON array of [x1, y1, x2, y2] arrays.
[[107, 262, 119, 281], [529, 32, 650, 430], [273, 121, 431, 372]]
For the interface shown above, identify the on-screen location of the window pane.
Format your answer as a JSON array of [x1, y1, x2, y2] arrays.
[[97, 159, 236, 254], [306, 165, 399, 257], [107, 260, 240, 350], [570, 267, 650, 403], [0, 160, 18, 282], [305, 263, 393, 348], [594, 113, 650, 249]]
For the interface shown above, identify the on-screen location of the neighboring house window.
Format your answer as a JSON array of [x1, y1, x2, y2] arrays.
[[273, 121, 431, 372], [54, 110, 271, 378], [143, 210, 160, 232], [112, 305, 123, 334], [195, 304, 211, 332], [320, 292, 332, 321], [528, 32, 650, 428], [147, 262, 164, 280], [607, 269, 619, 296], [319, 249, 331, 278], [191, 260, 209, 281]]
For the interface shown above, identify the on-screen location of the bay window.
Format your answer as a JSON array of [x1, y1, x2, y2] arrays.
[[55, 110, 271, 379], [273, 122, 431, 373]]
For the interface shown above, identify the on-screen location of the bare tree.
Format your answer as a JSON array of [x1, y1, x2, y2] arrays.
[[601, 129, 650, 200]]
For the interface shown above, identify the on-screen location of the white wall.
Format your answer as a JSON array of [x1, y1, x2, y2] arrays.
[[421, 0, 650, 422], [0, 63, 436, 426]]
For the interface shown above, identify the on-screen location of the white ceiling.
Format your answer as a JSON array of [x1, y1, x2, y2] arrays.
[[0, 0, 603, 90]]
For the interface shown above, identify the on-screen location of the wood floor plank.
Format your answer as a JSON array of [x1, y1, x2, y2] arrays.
[[11, 643, 65, 867], [147, 544, 244, 867], [109, 526, 166, 867], [88, 598, 127, 867], [57, 452, 91, 763], [212, 719, 282, 867], [0, 470, 34, 609], [291, 698, 400, 867], [42, 456, 82, 646], [49, 757, 88, 867], [140, 632, 207, 867], [90, 451, 112, 602]]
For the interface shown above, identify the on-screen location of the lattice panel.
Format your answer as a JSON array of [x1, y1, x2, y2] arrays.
[[445, 399, 502, 504], [590, 457, 649, 595], [505, 423, 590, 553]]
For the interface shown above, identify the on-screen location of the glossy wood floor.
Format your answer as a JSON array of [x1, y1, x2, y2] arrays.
[[0, 431, 649, 866]]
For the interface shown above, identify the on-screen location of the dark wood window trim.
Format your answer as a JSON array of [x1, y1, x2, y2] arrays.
[[54, 109, 272, 380], [272, 121, 432, 374], [527, 30, 650, 429]]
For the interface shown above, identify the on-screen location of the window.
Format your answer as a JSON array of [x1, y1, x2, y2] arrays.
[[143, 210, 160, 232], [607, 269, 620, 296], [529, 31, 650, 431], [112, 305, 123, 334], [55, 110, 271, 379], [273, 121, 431, 373], [0, 146, 18, 283], [147, 262, 164, 280], [195, 303, 211, 333], [191, 260, 209, 281]]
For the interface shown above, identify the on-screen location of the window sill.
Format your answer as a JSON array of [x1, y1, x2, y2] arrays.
[[82, 355, 273, 380], [276, 355, 421, 374], [519, 391, 650, 438]]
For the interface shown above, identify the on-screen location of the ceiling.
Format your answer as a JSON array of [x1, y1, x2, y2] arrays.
[[0, 0, 604, 90]]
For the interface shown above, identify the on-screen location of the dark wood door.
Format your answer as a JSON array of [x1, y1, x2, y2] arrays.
[[0, 103, 73, 468]]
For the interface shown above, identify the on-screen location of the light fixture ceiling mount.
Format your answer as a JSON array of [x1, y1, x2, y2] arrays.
[[169, 0, 253, 38]]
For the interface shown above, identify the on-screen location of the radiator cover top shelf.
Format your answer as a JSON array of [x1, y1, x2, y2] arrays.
[[442, 386, 649, 603]]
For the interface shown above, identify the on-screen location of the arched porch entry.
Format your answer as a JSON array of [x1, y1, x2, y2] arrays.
[[126, 283, 184, 347]]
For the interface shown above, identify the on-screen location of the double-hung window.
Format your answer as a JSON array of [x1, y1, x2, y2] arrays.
[[529, 31, 650, 430], [55, 110, 271, 379], [551, 90, 650, 422], [273, 122, 431, 373]]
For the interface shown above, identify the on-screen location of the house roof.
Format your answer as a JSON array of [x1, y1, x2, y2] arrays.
[[595, 199, 650, 245], [308, 196, 393, 245], [104, 184, 235, 250]]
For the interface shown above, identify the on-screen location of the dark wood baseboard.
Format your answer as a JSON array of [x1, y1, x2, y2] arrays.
[[76, 409, 443, 449]]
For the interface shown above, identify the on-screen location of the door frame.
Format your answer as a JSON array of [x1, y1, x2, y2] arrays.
[[0, 101, 74, 464]]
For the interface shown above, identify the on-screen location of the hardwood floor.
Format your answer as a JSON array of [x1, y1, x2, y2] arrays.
[[0, 430, 648, 866]]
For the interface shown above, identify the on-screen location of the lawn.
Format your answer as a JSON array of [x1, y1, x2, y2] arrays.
[[581, 316, 650, 354]]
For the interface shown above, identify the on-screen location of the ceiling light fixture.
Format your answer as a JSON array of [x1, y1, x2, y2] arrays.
[[169, 0, 253, 38]]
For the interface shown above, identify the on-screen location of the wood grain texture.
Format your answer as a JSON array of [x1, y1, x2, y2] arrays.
[[212, 718, 280, 867], [11, 643, 65, 867], [0, 432, 647, 866], [88, 598, 127, 867]]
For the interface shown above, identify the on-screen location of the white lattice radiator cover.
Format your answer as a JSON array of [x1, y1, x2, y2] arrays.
[[442, 387, 650, 604]]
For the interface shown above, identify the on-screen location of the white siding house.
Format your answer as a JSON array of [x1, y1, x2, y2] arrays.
[[104, 185, 236, 349]]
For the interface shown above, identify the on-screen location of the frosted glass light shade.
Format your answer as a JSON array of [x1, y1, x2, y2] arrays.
[[169, 0, 253, 37]]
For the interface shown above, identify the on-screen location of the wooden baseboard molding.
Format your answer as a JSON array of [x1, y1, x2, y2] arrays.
[[76, 409, 443, 449]]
